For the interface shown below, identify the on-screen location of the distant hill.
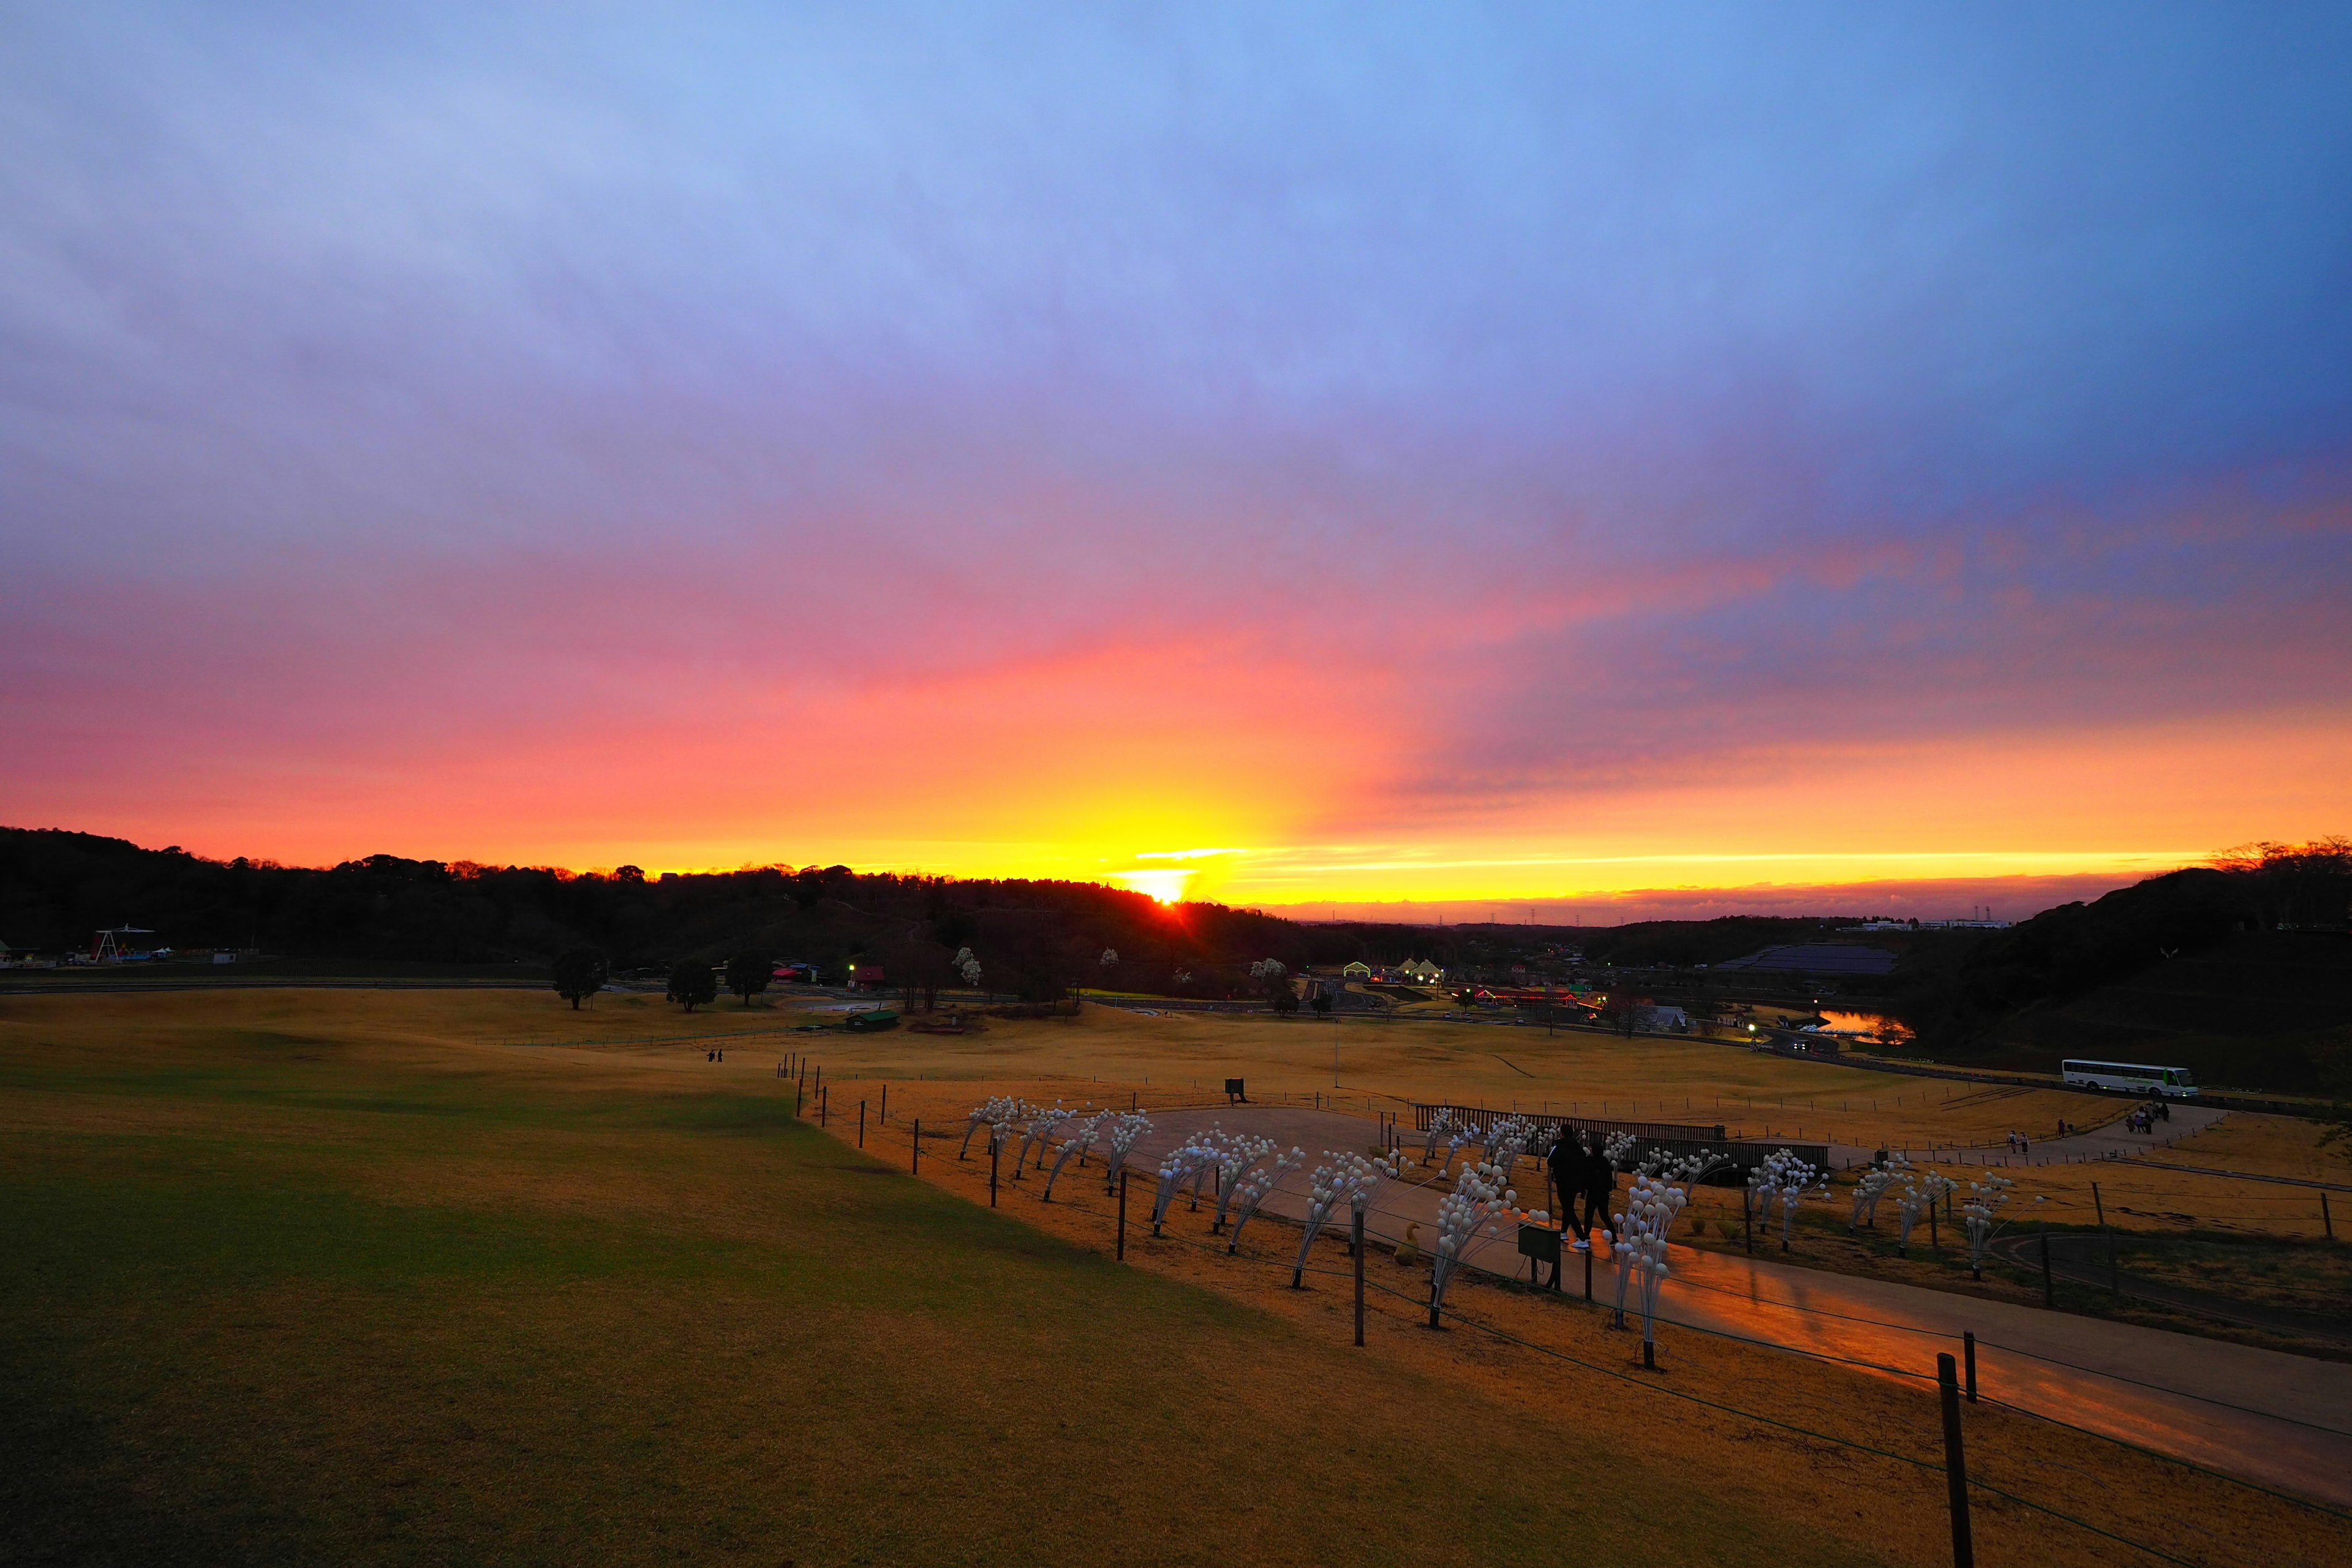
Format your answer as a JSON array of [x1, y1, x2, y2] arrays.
[[1891, 843, 2352, 1096], [1582, 916, 1864, 968]]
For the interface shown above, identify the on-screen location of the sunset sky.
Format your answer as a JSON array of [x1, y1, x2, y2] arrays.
[[4, 6, 2349, 921]]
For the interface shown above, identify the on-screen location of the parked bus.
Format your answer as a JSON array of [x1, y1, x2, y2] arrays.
[[2060, 1059, 2198, 1098]]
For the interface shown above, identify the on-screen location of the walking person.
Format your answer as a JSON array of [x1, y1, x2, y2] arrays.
[[1582, 1133, 1619, 1248], [1548, 1129, 1593, 1250]]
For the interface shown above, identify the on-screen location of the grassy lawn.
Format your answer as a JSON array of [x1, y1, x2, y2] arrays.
[[0, 1000, 1880, 1568]]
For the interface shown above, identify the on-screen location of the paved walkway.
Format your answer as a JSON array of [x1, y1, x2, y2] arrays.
[[1120, 1106, 2352, 1510]]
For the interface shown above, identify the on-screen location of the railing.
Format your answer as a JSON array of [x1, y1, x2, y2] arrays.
[[1408, 1102, 1826, 1178]]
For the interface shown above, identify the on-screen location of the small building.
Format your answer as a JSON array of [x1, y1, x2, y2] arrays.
[[1401, 958, 1446, 983], [843, 960, 886, 991], [1342, 960, 1372, 979]]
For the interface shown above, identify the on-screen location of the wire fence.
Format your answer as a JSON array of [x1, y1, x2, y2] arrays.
[[789, 1071, 2351, 1567]]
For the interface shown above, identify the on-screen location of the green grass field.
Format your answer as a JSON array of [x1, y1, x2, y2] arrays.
[[1, 1000, 1882, 1568]]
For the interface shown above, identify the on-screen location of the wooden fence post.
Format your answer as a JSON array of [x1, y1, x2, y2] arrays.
[[912, 1117, 921, 1174], [1353, 1205, 1366, 1348], [989, 1136, 998, 1207], [858, 1100, 865, 1148], [1963, 1331, 1977, 1402], [1938, 1353, 1975, 1567], [1117, 1170, 1128, 1260]]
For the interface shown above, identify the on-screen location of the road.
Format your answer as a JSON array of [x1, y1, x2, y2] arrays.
[[1118, 1104, 2352, 1510]]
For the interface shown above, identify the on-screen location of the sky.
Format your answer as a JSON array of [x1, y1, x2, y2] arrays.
[[4, 4, 2350, 921]]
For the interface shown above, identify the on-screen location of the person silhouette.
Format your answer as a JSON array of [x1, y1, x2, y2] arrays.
[[1548, 1131, 1593, 1250]]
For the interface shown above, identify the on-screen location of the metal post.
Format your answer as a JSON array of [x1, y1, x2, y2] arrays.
[[1744, 1189, 1753, 1254], [2039, 1220, 2054, 1308], [881, 1083, 887, 1123], [989, 1136, 998, 1207], [796, 1079, 803, 1117], [1117, 1170, 1128, 1260], [1353, 1206, 1366, 1347], [2094, 1182, 2119, 1296], [2326, 1191, 2335, 1242], [858, 1100, 865, 1148], [1937, 1352, 1975, 1568], [1963, 1331, 1977, 1402], [912, 1117, 921, 1173], [820, 1085, 827, 1128]]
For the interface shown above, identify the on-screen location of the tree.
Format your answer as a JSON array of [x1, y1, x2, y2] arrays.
[[724, 951, 771, 1008], [551, 946, 607, 1009], [667, 958, 717, 1011], [1310, 988, 1333, 1019]]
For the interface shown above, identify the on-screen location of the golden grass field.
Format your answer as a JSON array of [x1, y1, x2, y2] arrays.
[[2, 986, 2345, 1567]]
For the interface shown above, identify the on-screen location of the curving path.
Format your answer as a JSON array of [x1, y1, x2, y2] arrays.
[[1114, 1105, 2352, 1510]]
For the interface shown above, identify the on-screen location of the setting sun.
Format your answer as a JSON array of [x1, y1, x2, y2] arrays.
[[1110, 867, 1196, 904]]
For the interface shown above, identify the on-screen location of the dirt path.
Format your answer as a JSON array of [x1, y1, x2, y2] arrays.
[[1125, 1104, 2352, 1510]]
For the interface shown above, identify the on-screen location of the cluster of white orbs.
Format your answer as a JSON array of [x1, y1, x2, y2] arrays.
[[1420, 1107, 1461, 1167], [1014, 1100, 1074, 1173], [1610, 1172, 1688, 1342], [953, 946, 983, 987], [1478, 1114, 1540, 1172], [959, 1095, 1022, 1158], [1429, 1159, 1544, 1324], [1224, 1145, 1306, 1253], [1292, 1148, 1411, 1286], [1202, 1131, 1278, 1231], [1247, 958, 1286, 980], [1603, 1130, 1639, 1170], [1960, 1174, 2040, 1276], [1101, 1110, 1152, 1190], [1747, 1148, 1826, 1250], [1042, 1109, 1112, 1201], [1894, 1166, 1959, 1253], [1152, 1132, 1226, 1231], [1848, 1159, 1906, 1231]]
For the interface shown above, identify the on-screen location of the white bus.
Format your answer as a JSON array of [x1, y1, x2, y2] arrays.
[[2061, 1060, 2198, 1098]]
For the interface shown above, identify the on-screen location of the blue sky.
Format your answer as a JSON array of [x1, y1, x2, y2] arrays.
[[4, 4, 2348, 910]]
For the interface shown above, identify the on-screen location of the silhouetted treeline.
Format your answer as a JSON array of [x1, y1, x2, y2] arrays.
[[0, 827, 1365, 1001]]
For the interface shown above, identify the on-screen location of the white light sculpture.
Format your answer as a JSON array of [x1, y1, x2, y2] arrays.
[[959, 1095, 1020, 1159], [1101, 1111, 1152, 1191], [1610, 1172, 1688, 1353], [1292, 1149, 1411, 1287], [1042, 1110, 1109, 1202], [1961, 1174, 2041, 1278], [1225, 1145, 1306, 1254], [1151, 1134, 1223, 1234], [1210, 1132, 1277, 1234], [1013, 1100, 1069, 1175], [1421, 1107, 1462, 1167], [1849, 1160, 1905, 1231], [1428, 1159, 1534, 1327], [1752, 1148, 1825, 1251], [1894, 1167, 1957, 1255]]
